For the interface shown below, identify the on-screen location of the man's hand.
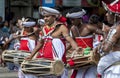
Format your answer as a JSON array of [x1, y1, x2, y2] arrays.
[[92, 47, 101, 64], [24, 56, 31, 61], [75, 47, 84, 54]]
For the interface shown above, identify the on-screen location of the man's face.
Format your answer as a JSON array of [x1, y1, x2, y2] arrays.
[[106, 12, 114, 24], [24, 27, 33, 33], [44, 15, 55, 26]]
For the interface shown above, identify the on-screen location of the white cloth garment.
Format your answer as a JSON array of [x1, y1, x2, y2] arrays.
[[28, 38, 36, 52], [97, 51, 120, 78], [76, 65, 97, 78], [66, 9, 86, 19], [52, 38, 68, 78], [52, 38, 65, 60], [18, 38, 38, 78]]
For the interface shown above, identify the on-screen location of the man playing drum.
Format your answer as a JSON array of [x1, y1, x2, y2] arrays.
[[97, 0, 120, 78], [13, 18, 38, 78], [26, 7, 81, 78], [66, 8, 103, 78]]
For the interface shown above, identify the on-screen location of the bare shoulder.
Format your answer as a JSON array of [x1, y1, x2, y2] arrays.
[[60, 24, 68, 31], [86, 24, 97, 31], [116, 24, 120, 33], [113, 24, 120, 39]]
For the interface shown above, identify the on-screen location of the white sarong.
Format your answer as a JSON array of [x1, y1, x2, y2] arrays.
[[76, 65, 97, 78], [97, 51, 120, 78], [52, 38, 68, 78]]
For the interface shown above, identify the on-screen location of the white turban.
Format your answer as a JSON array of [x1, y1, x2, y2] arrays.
[[22, 21, 36, 27], [38, 19, 45, 25], [39, 6, 60, 17], [66, 9, 86, 18]]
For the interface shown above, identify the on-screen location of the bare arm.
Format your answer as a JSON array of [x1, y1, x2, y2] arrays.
[[3, 38, 13, 50], [60, 25, 78, 50], [102, 26, 120, 52], [87, 24, 103, 35], [70, 26, 79, 38], [27, 39, 44, 59]]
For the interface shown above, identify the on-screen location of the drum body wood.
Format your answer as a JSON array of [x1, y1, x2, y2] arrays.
[[21, 58, 64, 76], [2, 50, 31, 64], [66, 51, 100, 69]]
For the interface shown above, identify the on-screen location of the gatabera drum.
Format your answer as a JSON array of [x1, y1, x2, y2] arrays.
[[2, 50, 31, 64], [21, 58, 64, 76], [66, 51, 100, 69]]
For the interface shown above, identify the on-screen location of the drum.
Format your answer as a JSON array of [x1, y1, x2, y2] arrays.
[[2, 50, 31, 64], [66, 50, 100, 69], [21, 58, 64, 76]]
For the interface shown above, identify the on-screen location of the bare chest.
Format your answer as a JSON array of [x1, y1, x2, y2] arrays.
[[78, 26, 92, 36]]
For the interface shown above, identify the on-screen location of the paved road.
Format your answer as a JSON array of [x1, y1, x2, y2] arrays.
[[0, 66, 17, 78], [0, 66, 72, 78]]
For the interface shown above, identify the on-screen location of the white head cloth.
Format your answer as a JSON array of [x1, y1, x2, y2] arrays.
[[22, 21, 36, 27], [39, 6, 60, 17], [38, 19, 45, 25], [66, 9, 86, 18]]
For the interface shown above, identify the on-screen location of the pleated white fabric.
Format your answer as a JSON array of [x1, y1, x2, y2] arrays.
[[52, 38, 68, 78], [97, 51, 120, 78], [52, 38, 65, 60], [76, 65, 97, 78]]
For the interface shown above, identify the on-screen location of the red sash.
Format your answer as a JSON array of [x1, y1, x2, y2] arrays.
[[19, 39, 30, 52], [75, 36, 93, 48], [37, 38, 53, 60]]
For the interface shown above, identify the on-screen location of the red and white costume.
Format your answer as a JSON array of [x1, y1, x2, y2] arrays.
[[71, 35, 97, 78], [37, 25, 68, 78], [17, 37, 37, 78], [66, 8, 97, 78], [16, 21, 38, 78], [19, 38, 36, 52]]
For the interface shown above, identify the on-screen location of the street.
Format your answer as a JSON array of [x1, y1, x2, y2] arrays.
[[0, 66, 17, 78], [0, 66, 72, 78]]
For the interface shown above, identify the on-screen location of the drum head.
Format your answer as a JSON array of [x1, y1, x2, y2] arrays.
[[53, 60, 64, 76]]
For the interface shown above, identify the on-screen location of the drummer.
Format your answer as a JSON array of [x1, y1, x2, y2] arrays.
[[14, 18, 38, 78], [14, 18, 37, 52], [66, 8, 103, 78], [97, 1, 120, 78], [26, 6, 81, 78]]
